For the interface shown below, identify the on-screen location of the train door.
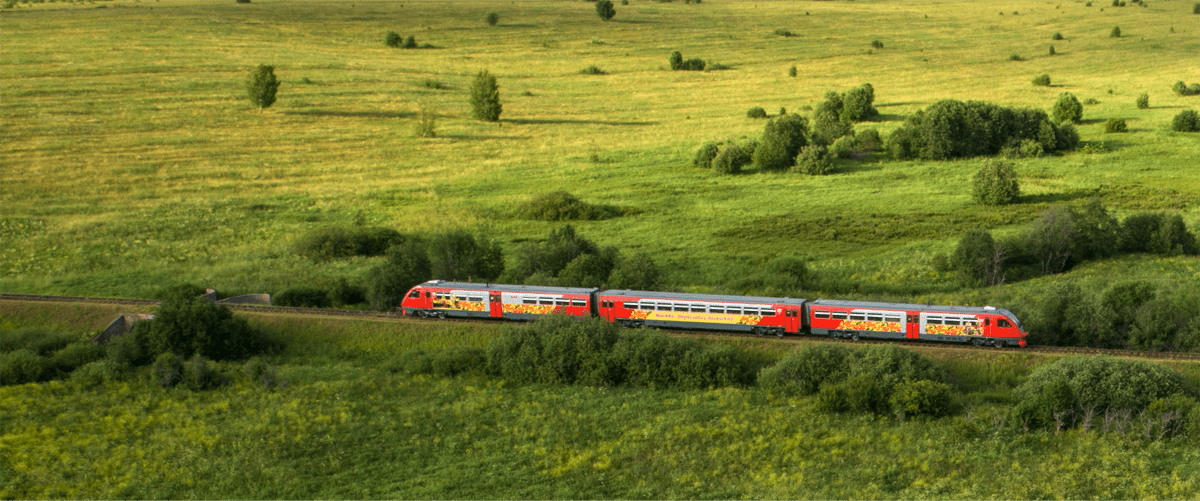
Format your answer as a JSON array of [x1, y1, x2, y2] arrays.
[[906, 312, 920, 339], [788, 308, 801, 333], [489, 293, 503, 318]]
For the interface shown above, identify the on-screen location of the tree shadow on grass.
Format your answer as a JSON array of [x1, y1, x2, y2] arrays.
[[504, 118, 659, 126], [440, 134, 532, 141], [1019, 192, 1091, 205], [876, 101, 926, 108], [286, 110, 415, 119], [874, 113, 907, 122]]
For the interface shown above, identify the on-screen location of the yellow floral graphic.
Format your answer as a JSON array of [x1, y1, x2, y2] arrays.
[[837, 320, 903, 332]]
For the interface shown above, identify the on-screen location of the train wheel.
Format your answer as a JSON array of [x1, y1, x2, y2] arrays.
[[776, 328, 785, 338], [755, 328, 764, 336], [851, 332, 859, 341], [437, 312, 447, 320], [993, 340, 1005, 348], [973, 338, 983, 347]]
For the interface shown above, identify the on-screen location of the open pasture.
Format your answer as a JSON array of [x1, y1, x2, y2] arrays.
[[1, 0, 1198, 301]]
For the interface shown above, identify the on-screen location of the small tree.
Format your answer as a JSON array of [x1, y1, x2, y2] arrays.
[[596, 0, 616, 21], [972, 159, 1020, 206], [1171, 109, 1200, 132], [1110, 26, 1121, 38], [385, 31, 402, 47], [608, 253, 661, 291], [693, 141, 720, 168], [414, 106, 437, 138], [952, 228, 1002, 285], [403, 35, 417, 49], [246, 64, 281, 113], [1032, 74, 1051, 86], [752, 114, 810, 172], [486, 12, 500, 26], [1136, 92, 1149, 109], [746, 106, 768, 118], [669, 51, 683, 70], [711, 143, 748, 175], [1104, 118, 1127, 133], [469, 70, 502, 122], [1053, 92, 1083, 124], [794, 144, 835, 175]]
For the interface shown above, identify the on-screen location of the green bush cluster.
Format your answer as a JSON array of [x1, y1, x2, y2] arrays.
[[1011, 356, 1198, 431], [773, 28, 795, 37], [485, 12, 500, 26], [818, 83, 878, 123], [887, 99, 1079, 160], [793, 144, 835, 175], [1104, 118, 1128, 133], [752, 114, 810, 171], [1053, 92, 1084, 124], [501, 225, 660, 290], [693, 141, 721, 169], [385, 32, 416, 49], [482, 316, 754, 389], [1172, 80, 1200, 95], [668, 51, 705, 71], [1, 329, 108, 385], [1032, 74, 1051, 86], [135, 299, 272, 361], [366, 230, 504, 309], [746, 106, 768, 119], [273, 287, 332, 308], [1173, 109, 1200, 132], [151, 352, 229, 391], [595, 0, 615, 21], [580, 65, 606, 75], [758, 344, 948, 417], [1136, 92, 1150, 109], [518, 191, 620, 221], [972, 159, 1020, 206], [295, 226, 406, 261]]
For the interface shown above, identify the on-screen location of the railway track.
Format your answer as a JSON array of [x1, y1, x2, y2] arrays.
[[4, 293, 1199, 361]]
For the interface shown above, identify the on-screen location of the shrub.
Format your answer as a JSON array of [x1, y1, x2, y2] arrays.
[[972, 159, 1020, 206], [429, 347, 487, 377], [607, 253, 662, 291], [485, 11, 500, 26], [811, 109, 854, 146], [952, 228, 1000, 284], [610, 331, 753, 389], [788, 65, 797, 77], [385, 31, 401, 47], [246, 64, 280, 113], [746, 106, 768, 119], [273, 287, 331, 308], [469, 70, 502, 121], [1032, 74, 1051, 86], [1136, 92, 1149, 109], [1195, 2, 1200, 14], [891, 380, 954, 418], [0, 328, 76, 355], [854, 128, 882, 151], [151, 352, 184, 388], [871, 40, 884, 49], [502, 225, 616, 286], [1110, 26, 1121, 38], [403, 35, 416, 49], [764, 256, 811, 290], [156, 283, 208, 303], [1171, 110, 1200, 132], [580, 65, 606, 75], [487, 315, 621, 385], [773, 28, 794, 37], [0, 350, 51, 385], [794, 144, 835, 175], [693, 141, 721, 168], [888, 99, 1076, 160], [244, 357, 282, 389], [595, 0, 615, 21], [70, 359, 122, 387], [680, 58, 706, 71], [669, 51, 683, 70], [1145, 393, 1200, 439], [50, 342, 105, 373], [819, 374, 890, 414], [758, 344, 852, 395], [1053, 92, 1083, 124], [329, 279, 366, 306], [141, 299, 271, 361], [1048, 45, 1056, 56], [106, 327, 152, 368], [1173, 81, 1190, 95], [427, 230, 505, 282], [752, 114, 810, 171], [1104, 118, 1127, 133], [295, 227, 406, 261], [518, 191, 618, 221], [414, 105, 436, 138], [1052, 32, 1064, 40], [829, 135, 857, 158], [1009, 54, 1024, 61], [182, 354, 226, 391], [711, 142, 749, 174], [840, 83, 878, 122]]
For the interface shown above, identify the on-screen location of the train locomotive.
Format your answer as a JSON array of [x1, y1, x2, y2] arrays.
[[401, 280, 1028, 347]]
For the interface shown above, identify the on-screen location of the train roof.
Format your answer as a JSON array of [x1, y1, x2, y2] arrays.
[[599, 289, 808, 306], [811, 298, 1018, 318], [415, 281, 599, 295]]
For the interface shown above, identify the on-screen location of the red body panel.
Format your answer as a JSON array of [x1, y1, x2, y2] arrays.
[[597, 293, 804, 333]]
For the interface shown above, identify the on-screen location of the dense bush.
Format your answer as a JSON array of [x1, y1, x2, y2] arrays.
[[669, 51, 706, 71], [0, 328, 77, 355], [1053, 92, 1084, 124], [759, 344, 943, 404], [952, 228, 1001, 285], [106, 325, 152, 368], [1172, 110, 1200, 132], [295, 226, 406, 261], [746, 106, 768, 119], [580, 65, 606, 75], [854, 128, 882, 151], [890, 380, 954, 418], [1110, 26, 1121, 38], [427, 230, 505, 282], [246, 64, 280, 113], [399, 347, 487, 377], [693, 141, 720, 168], [151, 351, 184, 388], [817, 84, 878, 123], [1032, 74, 1051, 86], [1136, 92, 1149, 109], [50, 342, 105, 373], [469, 70, 502, 121], [788, 65, 797, 77], [793, 144, 835, 175], [0, 349, 51, 385], [1048, 45, 1056, 56], [1052, 32, 1064, 40], [137, 299, 271, 361], [273, 287, 331, 308], [70, 359, 122, 387], [711, 142, 750, 174], [972, 159, 1020, 206], [1104, 118, 1127, 133], [887, 99, 1077, 160], [156, 283, 208, 303], [607, 253, 662, 291], [385, 31, 401, 47], [403, 35, 417, 49], [1172, 80, 1200, 96], [367, 241, 431, 310], [871, 40, 884, 49], [752, 114, 809, 171], [595, 0, 615, 21], [773, 28, 794, 37], [519, 191, 619, 221], [758, 343, 851, 395], [181, 354, 226, 390], [810, 108, 854, 146], [485, 12, 500, 26], [1011, 356, 1197, 430]]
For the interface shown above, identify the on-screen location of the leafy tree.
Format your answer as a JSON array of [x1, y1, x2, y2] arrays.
[[138, 299, 269, 361], [469, 70, 502, 122], [556, 250, 618, 288], [403, 35, 417, 49], [1136, 92, 1150, 109], [669, 51, 683, 70], [887, 99, 1076, 160], [1071, 198, 1120, 263], [1025, 206, 1076, 275], [952, 228, 1003, 285], [246, 64, 281, 113], [485, 12, 500, 26], [972, 159, 1020, 205], [595, 0, 615, 21], [1032, 74, 1051, 86], [385, 31, 402, 47], [794, 144, 835, 175], [1053, 92, 1083, 124], [608, 253, 662, 290], [711, 142, 749, 175], [503, 225, 606, 284], [752, 114, 810, 171], [1172, 110, 1200, 132], [367, 241, 432, 310], [840, 83, 878, 122], [427, 231, 505, 282], [693, 141, 720, 168], [811, 108, 853, 146], [1110, 26, 1121, 37]]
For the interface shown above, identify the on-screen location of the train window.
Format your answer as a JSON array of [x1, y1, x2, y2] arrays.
[[727, 307, 742, 315], [867, 314, 883, 322], [927, 318, 942, 325], [627, 303, 639, 310], [832, 311, 848, 320], [555, 299, 569, 306], [690, 305, 706, 313], [539, 298, 554, 305], [572, 300, 586, 307], [409, 291, 420, 298], [523, 298, 537, 305], [744, 308, 759, 316], [470, 297, 483, 302], [885, 316, 902, 323], [671, 304, 685, 312], [984, 318, 990, 326], [761, 309, 775, 317], [944, 319, 960, 326], [657, 303, 671, 311], [997, 319, 1012, 328], [814, 310, 830, 319], [849, 313, 866, 321], [710, 306, 725, 314]]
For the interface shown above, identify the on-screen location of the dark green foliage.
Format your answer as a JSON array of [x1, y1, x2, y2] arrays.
[[1145, 394, 1200, 439], [427, 230, 505, 282], [273, 287, 331, 308], [1053, 92, 1084, 124], [669, 51, 683, 70], [773, 28, 794, 37], [1011, 356, 1197, 430], [367, 241, 431, 310], [1104, 118, 1127, 133], [1048, 45, 1056, 56], [1071, 197, 1120, 263], [952, 228, 999, 285], [1, 328, 77, 355], [156, 283, 208, 303], [486, 315, 621, 386], [295, 227, 406, 261], [793, 144, 835, 175], [246, 64, 280, 112], [1130, 290, 1200, 352], [469, 70, 502, 122], [818, 374, 889, 414], [403, 35, 416, 49], [972, 159, 1020, 206], [485, 11, 500, 26], [788, 65, 797, 77], [668, 51, 705, 71], [106, 326, 152, 368], [609, 330, 753, 389], [758, 344, 852, 395], [151, 351, 184, 388], [1171, 110, 1200, 132], [503, 225, 622, 288], [1009, 54, 1024, 61], [693, 141, 720, 168], [1026, 282, 1092, 346], [1172, 81, 1192, 95], [811, 109, 853, 146], [1052, 32, 1064, 40], [871, 40, 884, 49], [1195, 2, 1200, 14], [841, 83, 878, 122], [887, 99, 1076, 160], [141, 299, 270, 361], [890, 380, 953, 418], [752, 114, 809, 171], [70, 359, 122, 387], [681, 58, 705, 71], [607, 253, 662, 291], [329, 278, 366, 307], [854, 128, 882, 151], [1120, 212, 1199, 256], [711, 142, 749, 174], [182, 354, 226, 390], [580, 65, 606, 75], [595, 0, 615, 21], [1110, 26, 1121, 38], [50, 342, 105, 373], [1024, 205, 1076, 275], [746, 106, 768, 119], [557, 252, 618, 288], [401, 347, 489, 377], [1136, 92, 1149, 109], [1032, 74, 1051, 86], [519, 191, 619, 221], [0, 349, 51, 385], [385, 31, 401, 47], [244, 357, 282, 389], [764, 256, 811, 290], [759, 344, 943, 404]]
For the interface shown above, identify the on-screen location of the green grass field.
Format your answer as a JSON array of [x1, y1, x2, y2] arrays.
[[2, 0, 1198, 304]]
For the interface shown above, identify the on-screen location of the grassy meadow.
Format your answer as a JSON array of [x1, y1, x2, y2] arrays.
[[1, 0, 1198, 305]]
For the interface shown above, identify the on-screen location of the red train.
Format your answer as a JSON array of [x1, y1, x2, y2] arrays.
[[401, 280, 1028, 347]]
